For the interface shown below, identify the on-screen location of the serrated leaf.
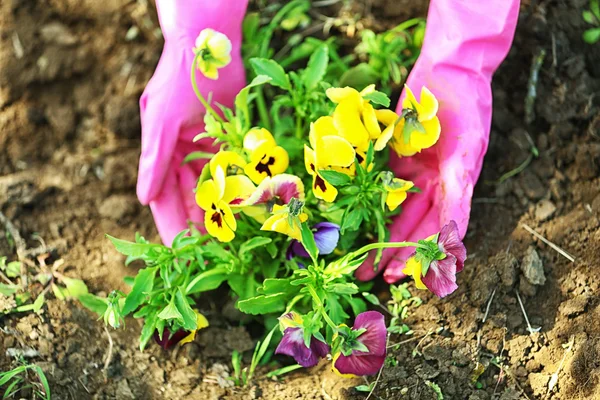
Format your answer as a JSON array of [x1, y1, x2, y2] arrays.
[[122, 267, 157, 315], [303, 45, 329, 90], [235, 74, 272, 126], [250, 58, 290, 90], [318, 170, 352, 186], [79, 293, 108, 315], [257, 278, 292, 295], [239, 237, 272, 254], [106, 235, 158, 257], [362, 90, 391, 107], [174, 288, 197, 331], [237, 293, 287, 315], [186, 267, 228, 294]]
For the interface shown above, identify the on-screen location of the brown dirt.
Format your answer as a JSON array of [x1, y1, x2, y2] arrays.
[[1, 0, 599, 399]]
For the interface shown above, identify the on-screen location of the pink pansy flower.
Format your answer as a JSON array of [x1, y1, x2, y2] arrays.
[[333, 311, 387, 376], [275, 312, 330, 368], [402, 220, 466, 298]]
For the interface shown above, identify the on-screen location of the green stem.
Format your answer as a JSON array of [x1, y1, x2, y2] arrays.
[[255, 87, 272, 130], [308, 286, 337, 331], [295, 115, 303, 139], [191, 54, 225, 124], [350, 241, 423, 260]]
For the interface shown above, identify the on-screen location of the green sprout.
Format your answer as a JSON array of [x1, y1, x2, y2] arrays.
[[583, 0, 600, 43]]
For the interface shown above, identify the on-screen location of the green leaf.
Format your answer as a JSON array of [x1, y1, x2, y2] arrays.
[[355, 383, 374, 392], [15, 294, 45, 313], [328, 283, 359, 295], [257, 278, 293, 295], [186, 267, 228, 294], [174, 288, 197, 331], [341, 208, 364, 232], [300, 222, 319, 264], [362, 292, 381, 306], [122, 267, 157, 315], [0, 283, 18, 296], [60, 277, 89, 299], [237, 293, 287, 315], [31, 365, 51, 400], [583, 28, 600, 44], [363, 90, 391, 107], [229, 273, 259, 301], [318, 170, 352, 186], [139, 315, 157, 351], [266, 364, 303, 378], [106, 235, 158, 257], [182, 151, 214, 165], [303, 45, 329, 90], [5, 261, 21, 278], [157, 301, 183, 321], [583, 10, 595, 24], [239, 236, 272, 254], [345, 296, 367, 316], [339, 63, 378, 90], [250, 58, 291, 90], [79, 293, 108, 315], [325, 293, 349, 324]]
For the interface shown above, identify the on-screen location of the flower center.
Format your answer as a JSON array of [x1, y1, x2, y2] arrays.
[[255, 154, 276, 177]]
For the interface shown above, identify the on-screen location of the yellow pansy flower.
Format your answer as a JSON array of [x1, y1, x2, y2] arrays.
[[195, 165, 254, 242], [391, 86, 441, 157], [179, 311, 210, 345], [261, 204, 308, 241], [304, 117, 355, 202], [193, 29, 232, 80], [326, 85, 380, 152], [243, 128, 290, 184], [384, 178, 414, 211], [209, 150, 246, 178]]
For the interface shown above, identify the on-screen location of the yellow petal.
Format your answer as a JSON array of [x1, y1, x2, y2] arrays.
[[362, 103, 381, 139], [198, 60, 218, 80], [304, 145, 317, 177], [386, 190, 407, 211], [317, 136, 355, 168], [270, 146, 290, 175], [359, 84, 376, 96], [207, 31, 232, 61], [204, 202, 236, 243], [244, 142, 289, 184], [402, 257, 427, 290], [375, 109, 399, 126], [179, 311, 209, 346], [333, 101, 370, 151], [326, 87, 360, 104], [223, 175, 255, 205], [402, 85, 421, 114], [310, 116, 337, 149], [409, 117, 441, 150], [242, 205, 269, 223], [213, 165, 226, 200], [390, 120, 418, 157], [244, 128, 276, 152], [418, 86, 439, 121], [312, 173, 338, 203], [195, 28, 214, 49], [195, 180, 218, 211], [374, 123, 395, 151], [210, 151, 247, 178]]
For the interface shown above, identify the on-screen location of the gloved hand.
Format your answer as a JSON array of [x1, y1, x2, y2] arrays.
[[137, 0, 248, 245], [356, 0, 520, 283]]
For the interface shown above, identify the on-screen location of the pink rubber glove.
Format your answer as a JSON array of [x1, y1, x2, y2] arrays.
[[137, 0, 248, 245], [356, 0, 520, 283]]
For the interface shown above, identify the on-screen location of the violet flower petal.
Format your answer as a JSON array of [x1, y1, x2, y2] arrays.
[[275, 328, 327, 368], [438, 220, 467, 272], [313, 222, 340, 255], [422, 254, 458, 298], [153, 329, 187, 350], [334, 353, 386, 376], [352, 311, 387, 356]]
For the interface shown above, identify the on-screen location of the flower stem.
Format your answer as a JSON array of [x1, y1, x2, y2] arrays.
[[349, 241, 423, 260], [308, 285, 337, 331], [255, 87, 272, 131], [191, 54, 225, 125]]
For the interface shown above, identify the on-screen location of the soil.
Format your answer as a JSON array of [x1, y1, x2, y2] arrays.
[[1, 0, 599, 399]]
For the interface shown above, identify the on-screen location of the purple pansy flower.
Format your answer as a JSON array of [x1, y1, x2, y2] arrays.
[[403, 220, 467, 298], [333, 311, 387, 376], [286, 222, 340, 260], [275, 312, 330, 367], [153, 329, 188, 350]]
